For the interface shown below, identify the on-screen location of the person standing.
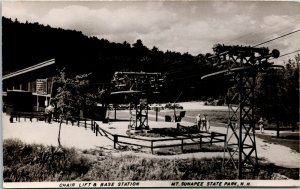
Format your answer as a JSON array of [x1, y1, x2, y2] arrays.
[[201, 114, 208, 132], [196, 114, 202, 130], [45, 104, 54, 124], [258, 117, 264, 134]]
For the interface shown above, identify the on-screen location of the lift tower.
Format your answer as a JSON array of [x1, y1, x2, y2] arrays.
[[201, 44, 281, 179], [110, 72, 165, 130]]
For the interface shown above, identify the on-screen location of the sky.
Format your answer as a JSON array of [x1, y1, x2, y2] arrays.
[[2, 1, 300, 64]]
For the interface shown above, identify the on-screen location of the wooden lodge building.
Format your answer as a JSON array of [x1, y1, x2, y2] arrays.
[[3, 59, 57, 113]]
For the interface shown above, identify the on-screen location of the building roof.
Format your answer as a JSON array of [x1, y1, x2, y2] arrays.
[[2, 59, 55, 81]]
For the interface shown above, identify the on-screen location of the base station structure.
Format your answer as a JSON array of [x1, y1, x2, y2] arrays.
[[110, 72, 166, 130], [202, 44, 282, 179]]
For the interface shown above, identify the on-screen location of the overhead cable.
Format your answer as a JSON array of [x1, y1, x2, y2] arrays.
[[252, 29, 300, 47]]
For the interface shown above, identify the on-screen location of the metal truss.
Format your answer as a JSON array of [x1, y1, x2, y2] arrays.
[[111, 72, 165, 130], [224, 70, 259, 179], [202, 44, 280, 179], [111, 72, 165, 94], [128, 101, 149, 130]]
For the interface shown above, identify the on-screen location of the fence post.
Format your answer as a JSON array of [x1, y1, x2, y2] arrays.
[[91, 120, 93, 131], [95, 124, 98, 136], [10, 115, 13, 123], [181, 138, 184, 153], [211, 132, 214, 145], [85, 118, 87, 129], [200, 135, 202, 149], [96, 124, 98, 136], [114, 135, 118, 149], [66, 119, 68, 125], [151, 141, 154, 154], [77, 118, 80, 127]]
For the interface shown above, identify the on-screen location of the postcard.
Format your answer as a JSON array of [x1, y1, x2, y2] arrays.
[[2, 1, 299, 188]]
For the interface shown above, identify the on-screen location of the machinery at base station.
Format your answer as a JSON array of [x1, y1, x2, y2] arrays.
[[201, 44, 282, 179], [128, 97, 149, 131], [110, 71, 166, 131]]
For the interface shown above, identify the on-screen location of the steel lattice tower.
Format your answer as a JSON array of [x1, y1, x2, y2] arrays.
[[202, 44, 281, 179], [110, 72, 165, 130], [225, 69, 259, 179]]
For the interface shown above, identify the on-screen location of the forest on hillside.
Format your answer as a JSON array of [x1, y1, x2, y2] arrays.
[[2, 16, 299, 124], [2, 17, 225, 102]]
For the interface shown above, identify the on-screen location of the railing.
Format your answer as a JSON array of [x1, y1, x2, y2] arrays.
[[95, 121, 226, 154], [8, 111, 226, 154], [10, 111, 46, 122], [9, 111, 95, 130]]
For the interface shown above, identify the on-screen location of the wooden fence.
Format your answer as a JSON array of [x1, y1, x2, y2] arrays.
[[8, 111, 226, 154], [95, 121, 226, 154], [9, 111, 95, 129], [10, 111, 46, 122]]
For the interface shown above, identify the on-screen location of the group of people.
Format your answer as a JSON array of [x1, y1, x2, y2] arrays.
[[195, 114, 210, 132], [195, 113, 265, 134]]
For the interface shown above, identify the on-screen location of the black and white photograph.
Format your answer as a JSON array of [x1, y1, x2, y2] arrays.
[[1, 1, 300, 188]]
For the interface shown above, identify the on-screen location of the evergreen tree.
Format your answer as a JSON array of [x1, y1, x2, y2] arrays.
[[256, 54, 299, 137]]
